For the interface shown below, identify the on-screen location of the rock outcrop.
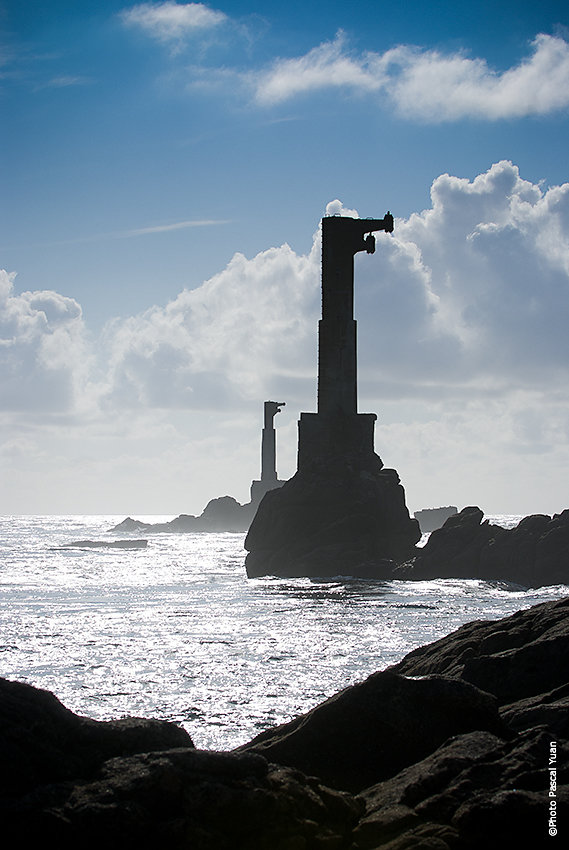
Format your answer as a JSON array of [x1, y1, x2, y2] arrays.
[[245, 461, 421, 579], [12, 747, 360, 850], [111, 495, 256, 535], [244, 212, 422, 579], [398, 505, 569, 588], [3, 597, 568, 848], [354, 727, 564, 850], [1, 677, 359, 849], [0, 677, 192, 798], [236, 671, 507, 792], [389, 592, 569, 710]]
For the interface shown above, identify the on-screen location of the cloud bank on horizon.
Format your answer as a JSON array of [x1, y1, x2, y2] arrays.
[[2, 161, 569, 514]]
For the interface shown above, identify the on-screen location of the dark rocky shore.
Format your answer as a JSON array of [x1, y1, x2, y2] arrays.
[[397, 505, 569, 588], [2, 596, 567, 848]]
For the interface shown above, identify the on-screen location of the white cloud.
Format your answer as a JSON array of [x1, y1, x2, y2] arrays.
[[253, 33, 569, 121], [121, 2, 227, 45], [3, 162, 569, 513], [0, 271, 90, 412], [117, 11, 569, 122], [255, 32, 385, 106], [385, 34, 569, 120], [6, 161, 567, 418], [356, 161, 569, 393], [99, 239, 320, 410]]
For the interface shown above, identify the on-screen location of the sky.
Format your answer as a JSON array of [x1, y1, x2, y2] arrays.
[[2, 0, 569, 517]]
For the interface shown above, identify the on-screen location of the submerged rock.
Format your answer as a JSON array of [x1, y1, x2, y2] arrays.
[[52, 539, 148, 549]]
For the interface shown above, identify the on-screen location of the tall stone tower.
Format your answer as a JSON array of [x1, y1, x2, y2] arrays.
[[245, 212, 420, 578], [250, 401, 286, 505], [298, 214, 392, 473]]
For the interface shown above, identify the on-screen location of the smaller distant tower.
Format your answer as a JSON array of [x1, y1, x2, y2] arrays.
[[250, 401, 286, 505]]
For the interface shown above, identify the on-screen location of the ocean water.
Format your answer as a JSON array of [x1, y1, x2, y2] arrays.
[[1, 513, 567, 751]]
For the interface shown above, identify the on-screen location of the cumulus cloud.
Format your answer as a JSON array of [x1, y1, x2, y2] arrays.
[[4, 163, 569, 512], [100, 240, 320, 410], [253, 32, 569, 121], [4, 162, 568, 422], [0, 270, 89, 412], [82, 161, 568, 420], [121, 1, 227, 45], [87, 161, 569, 440], [356, 161, 569, 396], [385, 33, 569, 120]]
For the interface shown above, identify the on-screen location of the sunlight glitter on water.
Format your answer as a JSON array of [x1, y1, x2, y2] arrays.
[[1, 514, 567, 750]]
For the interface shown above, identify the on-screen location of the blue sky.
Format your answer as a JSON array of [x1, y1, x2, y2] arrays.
[[2, 1, 569, 516]]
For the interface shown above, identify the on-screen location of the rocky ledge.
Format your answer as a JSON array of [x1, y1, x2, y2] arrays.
[[398, 505, 569, 588], [2, 597, 567, 848]]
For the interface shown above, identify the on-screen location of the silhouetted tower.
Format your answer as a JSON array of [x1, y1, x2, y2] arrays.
[[261, 400, 285, 482], [298, 213, 393, 471], [250, 401, 286, 504], [245, 211, 422, 578]]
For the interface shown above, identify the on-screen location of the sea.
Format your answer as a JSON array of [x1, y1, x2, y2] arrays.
[[1, 513, 567, 751]]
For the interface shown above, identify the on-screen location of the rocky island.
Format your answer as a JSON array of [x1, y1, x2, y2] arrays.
[[245, 212, 421, 579], [397, 505, 569, 588], [110, 401, 287, 535], [107, 214, 568, 590], [3, 595, 567, 848]]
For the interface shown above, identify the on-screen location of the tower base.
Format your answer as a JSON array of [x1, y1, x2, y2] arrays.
[[245, 456, 420, 579], [250, 478, 286, 506], [297, 411, 379, 474]]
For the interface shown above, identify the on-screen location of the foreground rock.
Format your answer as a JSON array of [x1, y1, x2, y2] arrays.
[[390, 594, 569, 712], [242, 596, 569, 846], [1, 679, 359, 849], [3, 598, 568, 848], [353, 596, 569, 848], [355, 728, 567, 849], [398, 505, 569, 587], [236, 671, 506, 792], [14, 749, 360, 849], [0, 677, 192, 797]]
